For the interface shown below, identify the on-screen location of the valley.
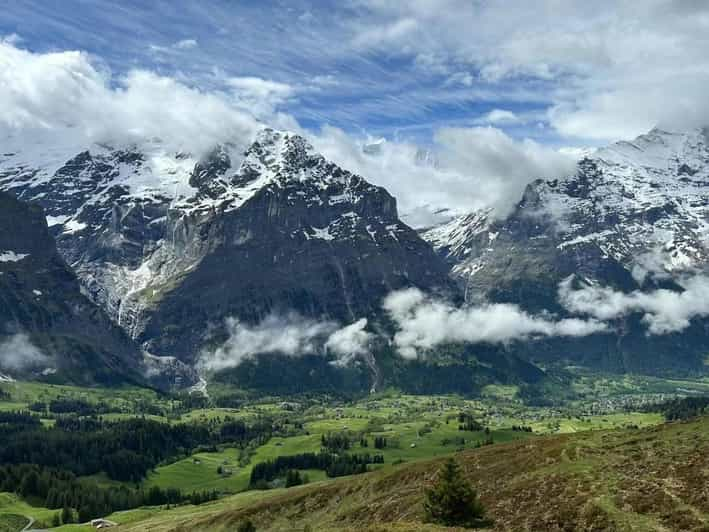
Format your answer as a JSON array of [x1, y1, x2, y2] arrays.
[[0, 372, 704, 531], [3, 4, 709, 531]]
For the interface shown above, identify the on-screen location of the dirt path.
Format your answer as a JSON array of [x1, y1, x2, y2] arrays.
[[20, 515, 35, 532]]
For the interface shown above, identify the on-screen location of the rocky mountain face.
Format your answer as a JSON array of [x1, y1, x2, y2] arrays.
[[0, 191, 146, 384], [1, 129, 457, 367], [424, 128, 709, 374]]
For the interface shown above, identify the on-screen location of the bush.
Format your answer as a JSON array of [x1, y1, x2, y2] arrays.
[[423, 458, 486, 528]]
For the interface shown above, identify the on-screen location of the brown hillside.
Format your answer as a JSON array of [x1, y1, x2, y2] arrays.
[[124, 417, 709, 532]]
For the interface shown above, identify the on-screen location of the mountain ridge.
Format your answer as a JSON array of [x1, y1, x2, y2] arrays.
[[0, 128, 458, 370]]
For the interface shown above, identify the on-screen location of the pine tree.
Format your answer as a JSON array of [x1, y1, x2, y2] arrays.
[[423, 458, 485, 527]]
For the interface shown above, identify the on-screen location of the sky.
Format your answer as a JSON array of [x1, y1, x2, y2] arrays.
[[2, 0, 709, 225]]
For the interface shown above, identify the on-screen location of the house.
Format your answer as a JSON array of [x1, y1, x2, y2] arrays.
[[90, 518, 117, 529]]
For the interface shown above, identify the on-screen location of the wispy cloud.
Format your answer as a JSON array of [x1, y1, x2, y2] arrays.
[[0, 333, 49, 372]]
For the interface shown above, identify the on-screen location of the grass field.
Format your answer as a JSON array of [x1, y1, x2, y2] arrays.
[[1, 375, 705, 531], [0, 493, 59, 529], [116, 416, 709, 532]]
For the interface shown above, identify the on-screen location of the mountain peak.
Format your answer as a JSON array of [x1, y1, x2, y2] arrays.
[[595, 126, 709, 173]]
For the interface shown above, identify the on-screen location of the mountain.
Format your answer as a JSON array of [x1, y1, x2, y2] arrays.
[[0, 130, 456, 364], [424, 127, 709, 375], [0, 191, 145, 385]]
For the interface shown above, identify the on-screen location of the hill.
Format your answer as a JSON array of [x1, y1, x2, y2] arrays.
[[118, 415, 709, 531]]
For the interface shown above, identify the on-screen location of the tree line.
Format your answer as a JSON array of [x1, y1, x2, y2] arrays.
[[250, 451, 384, 487], [0, 463, 217, 523], [650, 396, 709, 421], [0, 414, 274, 482]]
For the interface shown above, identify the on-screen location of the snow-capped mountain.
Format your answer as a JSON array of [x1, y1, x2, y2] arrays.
[[423, 127, 709, 373], [425, 127, 709, 286], [1, 129, 454, 363]]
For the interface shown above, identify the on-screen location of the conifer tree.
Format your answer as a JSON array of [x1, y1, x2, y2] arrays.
[[423, 458, 485, 527]]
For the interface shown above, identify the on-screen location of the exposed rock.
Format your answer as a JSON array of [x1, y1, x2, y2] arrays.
[[0, 191, 146, 384], [1, 129, 456, 365]]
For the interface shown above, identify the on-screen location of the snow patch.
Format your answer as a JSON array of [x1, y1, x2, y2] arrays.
[[0, 250, 29, 262]]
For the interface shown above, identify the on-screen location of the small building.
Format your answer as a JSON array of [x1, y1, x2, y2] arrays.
[[90, 518, 117, 529]]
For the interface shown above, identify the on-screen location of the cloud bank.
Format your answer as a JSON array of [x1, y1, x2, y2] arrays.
[[350, 1, 709, 142], [0, 39, 264, 155], [383, 288, 607, 359], [559, 275, 709, 335], [313, 125, 575, 226], [200, 274, 709, 368], [1, 39, 577, 226]]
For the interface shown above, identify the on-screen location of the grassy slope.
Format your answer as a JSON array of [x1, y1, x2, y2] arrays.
[[0, 493, 58, 529], [144, 415, 529, 495], [120, 416, 709, 532]]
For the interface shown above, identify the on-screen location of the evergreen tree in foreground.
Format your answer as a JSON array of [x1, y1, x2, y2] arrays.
[[423, 458, 485, 528]]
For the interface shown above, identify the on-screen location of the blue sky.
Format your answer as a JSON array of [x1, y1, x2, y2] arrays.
[[0, 0, 569, 145]]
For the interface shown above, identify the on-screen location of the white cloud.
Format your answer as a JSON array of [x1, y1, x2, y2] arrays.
[[480, 109, 520, 125], [313, 125, 575, 227], [325, 318, 374, 365], [174, 38, 198, 50], [199, 314, 377, 371], [226, 76, 295, 119], [351, 1, 709, 142], [351, 17, 419, 50], [559, 275, 709, 335], [382, 287, 607, 359], [0, 40, 280, 155], [198, 314, 337, 371], [0, 333, 50, 371], [149, 38, 199, 54]]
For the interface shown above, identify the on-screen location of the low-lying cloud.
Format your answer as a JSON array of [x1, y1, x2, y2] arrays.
[[325, 318, 375, 366], [383, 288, 607, 359], [199, 314, 375, 372], [559, 275, 709, 335], [200, 275, 709, 368], [0, 333, 50, 372]]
